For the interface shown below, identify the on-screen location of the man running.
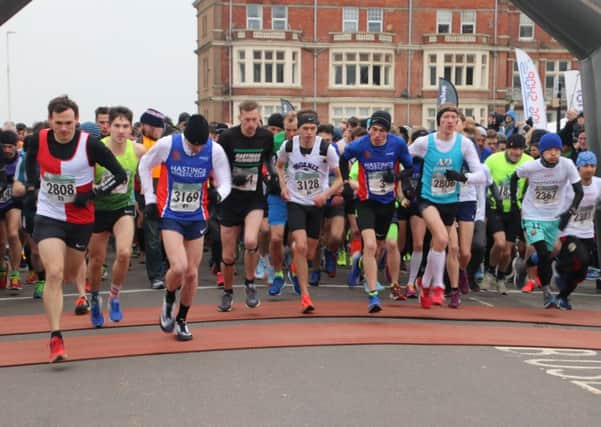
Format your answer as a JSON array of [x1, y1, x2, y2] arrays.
[[276, 110, 342, 312], [140, 114, 231, 340], [87, 107, 146, 327], [217, 101, 276, 312], [25, 96, 126, 362]]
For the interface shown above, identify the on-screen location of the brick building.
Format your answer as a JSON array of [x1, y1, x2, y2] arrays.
[[193, 0, 576, 129]]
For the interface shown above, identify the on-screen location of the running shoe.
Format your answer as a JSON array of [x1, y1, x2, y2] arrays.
[[474, 268, 483, 284], [586, 266, 601, 280], [255, 256, 266, 280], [389, 283, 406, 301], [301, 293, 315, 314], [458, 270, 470, 295], [543, 293, 559, 309], [419, 282, 432, 309], [521, 277, 541, 293], [26, 270, 38, 285], [448, 289, 461, 309], [268, 272, 285, 296], [175, 320, 193, 341], [497, 278, 508, 295], [49, 335, 67, 363], [0, 263, 7, 289], [324, 250, 336, 277], [432, 287, 445, 306], [368, 294, 382, 313], [337, 249, 348, 266], [404, 283, 418, 299], [90, 295, 104, 328], [245, 284, 260, 308], [480, 272, 496, 292], [347, 254, 362, 288], [74, 295, 90, 315], [287, 270, 301, 295], [309, 270, 321, 287], [33, 280, 44, 299], [151, 279, 165, 290], [160, 300, 176, 332], [216, 271, 224, 287], [218, 291, 233, 312], [109, 298, 122, 322], [556, 296, 572, 311], [8, 271, 22, 294]]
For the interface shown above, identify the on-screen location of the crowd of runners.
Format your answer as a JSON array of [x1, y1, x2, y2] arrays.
[[0, 96, 596, 363]]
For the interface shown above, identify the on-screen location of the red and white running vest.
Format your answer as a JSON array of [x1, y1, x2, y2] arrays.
[[36, 129, 95, 224]]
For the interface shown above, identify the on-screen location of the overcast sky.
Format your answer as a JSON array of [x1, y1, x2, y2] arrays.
[[1, 0, 196, 125]]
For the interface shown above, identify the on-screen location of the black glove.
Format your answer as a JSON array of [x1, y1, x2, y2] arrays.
[[266, 175, 281, 195], [232, 174, 248, 187], [207, 187, 221, 205], [144, 203, 160, 222], [73, 191, 94, 207], [495, 199, 505, 216], [444, 169, 467, 183], [382, 169, 396, 184], [342, 183, 354, 202], [23, 189, 37, 211], [558, 208, 576, 231], [401, 180, 416, 200]]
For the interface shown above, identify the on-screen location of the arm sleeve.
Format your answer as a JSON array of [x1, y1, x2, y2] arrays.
[[87, 138, 127, 193], [25, 134, 39, 189], [408, 136, 428, 158], [138, 137, 172, 204], [211, 143, 232, 202], [327, 145, 340, 170], [462, 139, 485, 185], [262, 134, 276, 176], [567, 160, 581, 184]]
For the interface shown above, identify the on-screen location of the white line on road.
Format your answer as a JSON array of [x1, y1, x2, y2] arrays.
[[467, 296, 495, 307]]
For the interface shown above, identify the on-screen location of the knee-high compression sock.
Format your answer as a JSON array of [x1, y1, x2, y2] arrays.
[[430, 250, 447, 287], [408, 251, 423, 284]]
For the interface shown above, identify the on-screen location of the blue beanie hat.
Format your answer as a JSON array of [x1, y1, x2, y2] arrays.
[[576, 150, 597, 168], [80, 122, 101, 139], [539, 133, 562, 154]]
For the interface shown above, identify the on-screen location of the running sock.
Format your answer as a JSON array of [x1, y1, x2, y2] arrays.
[[368, 290, 378, 297], [50, 330, 62, 339], [274, 271, 284, 278], [429, 249, 447, 286], [91, 291, 99, 302], [165, 290, 176, 305], [224, 288, 233, 295], [245, 278, 254, 287], [109, 284, 120, 300], [408, 251, 423, 284], [176, 304, 189, 322]]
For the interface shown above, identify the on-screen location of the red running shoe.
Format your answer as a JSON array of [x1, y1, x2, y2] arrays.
[[432, 287, 445, 305], [419, 281, 432, 309], [301, 294, 315, 314], [49, 335, 67, 363]]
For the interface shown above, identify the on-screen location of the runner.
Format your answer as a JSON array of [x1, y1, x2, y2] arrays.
[[276, 110, 342, 312], [339, 111, 413, 313], [139, 114, 231, 339], [409, 104, 485, 309], [217, 100, 276, 312], [87, 106, 146, 327], [510, 132, 583, 308], [25, 96, 126, 362]]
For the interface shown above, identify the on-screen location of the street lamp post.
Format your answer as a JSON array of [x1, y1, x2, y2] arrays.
[[6, 31, 16, 121]]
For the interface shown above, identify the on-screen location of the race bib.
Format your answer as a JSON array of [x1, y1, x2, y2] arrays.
[[43, 173, 76, 203], [368, 171, 394, 196], [295, 171, 321, 198], [170, 182, 201, 212], [498, 181, 511, 200], [0, 186, 12, 203], [232, 166, 258, 192], [533, 184, 559, 207], [431, 172, 455, 195], [572, 205, 594, 227]]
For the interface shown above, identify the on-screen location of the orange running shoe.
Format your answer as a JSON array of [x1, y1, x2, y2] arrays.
[[432, 287, 445, 305], [301, 293, 314, 314], [74, 295, 90, 315], [26, 270, 38, 284], [521, 276, 541, 293], [8, 271, 22, 293], [49, 335, 67, 363]]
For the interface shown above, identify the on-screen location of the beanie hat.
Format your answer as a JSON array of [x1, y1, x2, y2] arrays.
[[576, 150, 597, 168], [184, 114, 209, 145], [506, 134, 525, 149], [0, 130, 18, 145], [140, 108, 165, 128], [79, 122, 101, 139], [369, 110, 391, 132], [539, 133, 562, 154], [267, 113, 284, 130], [177, 112, 190, 125]]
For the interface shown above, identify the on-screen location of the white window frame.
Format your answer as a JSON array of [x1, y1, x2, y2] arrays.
[[460, 10, 475, 34], [233, 47, 301, 88], [330, 49, 394, 89], [232, 101, 299, 123], [342, 7, 359, 33], [437, 10, 452, 34], [330, 104, 393, 127], [272, 6, 287, 30], [422, 50, 489, 90], [246, 4, 262, 30], [544, 59, 570, 98], [519, 13, 534, 40], [367, 8, 383, 33]]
